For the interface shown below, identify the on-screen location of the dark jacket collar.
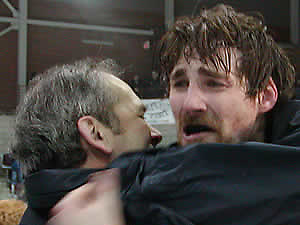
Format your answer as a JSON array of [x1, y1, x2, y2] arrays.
[[25, 168, 101, 209], [20, 168, 101, 225], [266, 99, 300, 146]]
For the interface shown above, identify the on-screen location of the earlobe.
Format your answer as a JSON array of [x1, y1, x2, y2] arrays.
[[258, 77, 278, 113], [77, 116, 113, 155]]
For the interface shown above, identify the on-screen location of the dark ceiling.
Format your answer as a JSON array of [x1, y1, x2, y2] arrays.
[[0, 0, 294, 41], [29, 0, 165, 29], [175, 0, 292, 42]]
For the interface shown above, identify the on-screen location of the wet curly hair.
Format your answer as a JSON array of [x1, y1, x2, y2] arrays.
[[159, 4, 295, 105]]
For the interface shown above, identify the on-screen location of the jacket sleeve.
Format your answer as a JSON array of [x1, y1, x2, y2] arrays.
[[110, 143, 300, 225]]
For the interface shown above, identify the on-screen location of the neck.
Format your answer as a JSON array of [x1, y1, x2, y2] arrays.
[[246, 114, 265, 142], [80, 151, 111, 169], [80, 158, 108, 169]]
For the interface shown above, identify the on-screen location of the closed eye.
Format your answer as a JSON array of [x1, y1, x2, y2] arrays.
[[171, 80, 189, 88], [138, 104, 147, 120], [206, 80, 225, 88]]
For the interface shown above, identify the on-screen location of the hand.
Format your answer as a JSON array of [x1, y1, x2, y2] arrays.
[[47, 168, 125, 225]]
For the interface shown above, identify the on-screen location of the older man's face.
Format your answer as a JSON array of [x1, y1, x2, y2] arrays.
[[169, 50, 264, 146], [104, 74, 162, 158]]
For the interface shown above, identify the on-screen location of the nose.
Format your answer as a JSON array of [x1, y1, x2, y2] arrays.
[[183, 83, 207, 112], [150, 126, 162, 147]]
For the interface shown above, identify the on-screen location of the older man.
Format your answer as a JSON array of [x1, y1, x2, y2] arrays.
[[12, 58, 162, 225]]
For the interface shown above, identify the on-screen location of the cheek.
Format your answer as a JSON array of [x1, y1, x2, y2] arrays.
[[223, 100, 258, 131], [169, 92, 183, 117], [134, 121, 151, 139]]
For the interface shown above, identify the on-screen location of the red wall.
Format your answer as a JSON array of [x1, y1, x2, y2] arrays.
[[0, 0, 164, 112], [0, 23, 18, 112]]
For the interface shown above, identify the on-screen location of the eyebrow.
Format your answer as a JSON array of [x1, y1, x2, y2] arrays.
[[170, 68, 186, 81], [170, 67, 227, 81], [198, 67, 227, 79]]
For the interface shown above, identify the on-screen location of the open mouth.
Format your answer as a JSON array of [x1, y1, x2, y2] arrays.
[[184, 125, 214, 136]]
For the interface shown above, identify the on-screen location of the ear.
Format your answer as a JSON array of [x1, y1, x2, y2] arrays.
[[77, 116, 112, 155], [258, 77, 278, 113]]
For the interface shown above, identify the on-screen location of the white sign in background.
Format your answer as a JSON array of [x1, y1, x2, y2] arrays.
[[142, 99, 175, 125]]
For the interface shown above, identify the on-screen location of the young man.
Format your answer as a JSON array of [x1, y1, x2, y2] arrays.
[[12, 58, 162, 224], [159, 4, 296, 147]]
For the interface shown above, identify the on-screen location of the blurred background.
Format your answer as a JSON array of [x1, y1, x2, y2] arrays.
[[0, 0, 299, 112], [0, 0, 299, 199]]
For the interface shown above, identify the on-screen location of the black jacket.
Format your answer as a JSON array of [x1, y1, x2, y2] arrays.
[[20, 100, 300, 225]]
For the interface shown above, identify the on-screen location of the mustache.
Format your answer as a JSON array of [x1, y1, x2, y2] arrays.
[[182, 111, 219, 129]]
